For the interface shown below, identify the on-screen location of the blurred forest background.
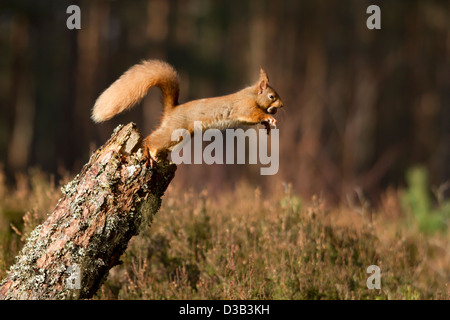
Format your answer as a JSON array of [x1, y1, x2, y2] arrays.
[[0, 0, 449, 205]]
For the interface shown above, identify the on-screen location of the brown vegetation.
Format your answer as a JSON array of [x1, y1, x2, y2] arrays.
[[0, 169, 448, 299]]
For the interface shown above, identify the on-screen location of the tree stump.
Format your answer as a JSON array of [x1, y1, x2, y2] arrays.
[[0, 123, 176, 299]]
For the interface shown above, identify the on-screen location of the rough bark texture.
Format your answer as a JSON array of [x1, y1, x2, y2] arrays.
[[0, 123, 176, 299]]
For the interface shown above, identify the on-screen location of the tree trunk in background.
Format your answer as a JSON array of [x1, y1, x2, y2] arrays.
[[7, 16, 35, 172], [0, 123, 176, 299], [74, 0, 110, 162], [143, 0, 170, 135]]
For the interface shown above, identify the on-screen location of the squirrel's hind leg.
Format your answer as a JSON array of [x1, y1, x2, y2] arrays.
[[142, 128, 178, 162], [142, 137, 163, 162]]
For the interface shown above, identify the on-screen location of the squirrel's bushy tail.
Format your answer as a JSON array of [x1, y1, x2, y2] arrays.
[[91, 59, 179, 122]]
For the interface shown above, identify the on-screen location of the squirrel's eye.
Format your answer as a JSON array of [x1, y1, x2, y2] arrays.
[[269, 94, 274, 100]]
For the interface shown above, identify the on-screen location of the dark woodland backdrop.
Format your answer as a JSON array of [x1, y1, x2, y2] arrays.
[[0, 0, 449, 205]]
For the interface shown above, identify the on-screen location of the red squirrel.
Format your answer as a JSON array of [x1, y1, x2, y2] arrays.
[[92, 60, 283, 160]]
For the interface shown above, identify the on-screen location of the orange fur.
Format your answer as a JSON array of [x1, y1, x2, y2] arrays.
[[92, 60, 179, 122], [91, 59, 283, 159]]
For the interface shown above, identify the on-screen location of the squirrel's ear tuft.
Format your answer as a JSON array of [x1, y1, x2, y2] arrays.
[[259, 68, 269, 83], [257, 68, 269, 94]]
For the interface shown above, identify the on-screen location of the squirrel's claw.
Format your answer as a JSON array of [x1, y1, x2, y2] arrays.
[[143, 148, 150, 166], [142, 145, 155, 167], [262, 121, 271, 135]]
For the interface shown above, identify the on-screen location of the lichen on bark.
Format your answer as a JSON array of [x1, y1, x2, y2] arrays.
[[0, 123, 176, 300]]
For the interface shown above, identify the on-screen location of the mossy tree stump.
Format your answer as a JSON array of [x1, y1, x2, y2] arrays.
[[0, 123, 176, 299]]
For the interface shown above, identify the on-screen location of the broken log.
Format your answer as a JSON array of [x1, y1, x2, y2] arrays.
[[0, 123, 176, 299]]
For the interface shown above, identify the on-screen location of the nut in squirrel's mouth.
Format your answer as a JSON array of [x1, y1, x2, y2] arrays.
[[266, 106, 277, 114]]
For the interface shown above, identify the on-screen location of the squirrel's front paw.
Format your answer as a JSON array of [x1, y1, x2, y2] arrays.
[[267, 117, 277, 127], [261, 117, 277, 135]]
